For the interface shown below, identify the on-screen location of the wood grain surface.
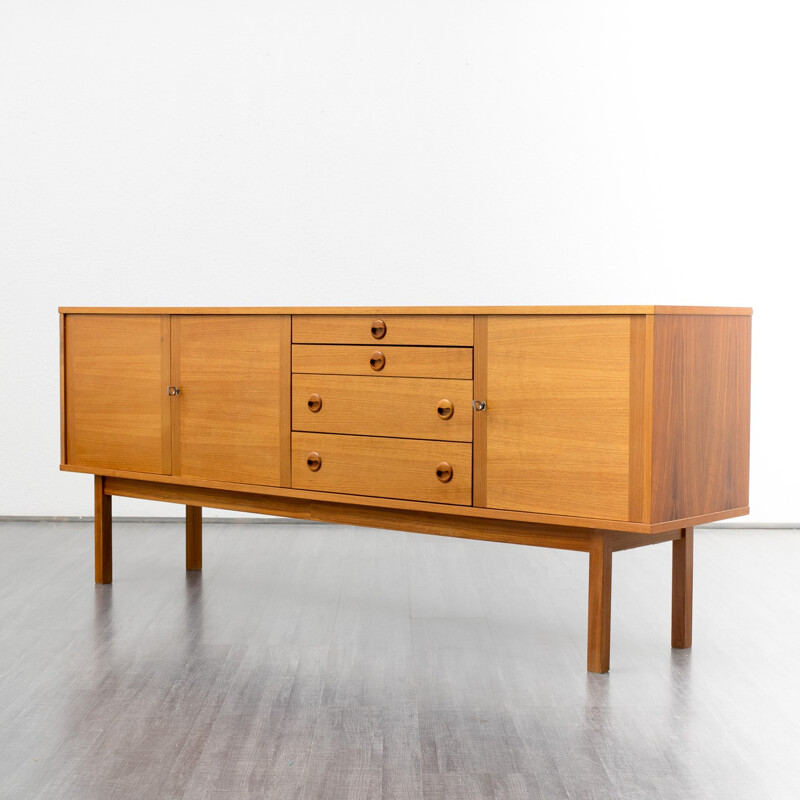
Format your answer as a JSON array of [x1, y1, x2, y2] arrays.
[[587, 529, 612, 672], [59, 304, 754, 315], [62, 461, 749, 534], [59, 313, 66, 465], [628, 315, 650, 522], [94, 475, 112, 584], [472, 316, 489, 507], [292, 314, 474, 345], [292, 345, 473, 379], [672, 527, 694, 648], [61, 308, 752, 536], [171, 315, 283, 486], [291, 432, 473, 505], [103, 476, 590, 550], [292, 374, 474, 442], [65, 314, 171, 474], [185, 505, 202, 571], [486, 315, 631, 520], [651, 315, 751, 522], [279, 315, 292, 487]]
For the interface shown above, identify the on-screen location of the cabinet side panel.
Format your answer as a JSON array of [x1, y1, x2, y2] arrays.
[[651, 315, 751, 522], [174, 315, 282, 486], [486, 315, 631, 520], [64, 314, 170, 474]]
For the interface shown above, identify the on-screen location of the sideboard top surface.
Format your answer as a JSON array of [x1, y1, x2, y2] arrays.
[[59, 305, 752, 316]]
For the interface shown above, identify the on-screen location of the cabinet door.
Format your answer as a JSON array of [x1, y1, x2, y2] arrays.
[[486, 316, 632, 520], [171, 315, 285, 486], [65, 315, 171, 474]]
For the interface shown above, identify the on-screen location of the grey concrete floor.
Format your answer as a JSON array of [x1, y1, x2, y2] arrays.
[[0, 520, 798, 799]]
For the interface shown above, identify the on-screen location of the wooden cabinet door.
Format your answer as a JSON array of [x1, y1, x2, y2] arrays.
[[65, 315, 171, 474], [486, 316, 633, 520], [171, 315, 286, 486]]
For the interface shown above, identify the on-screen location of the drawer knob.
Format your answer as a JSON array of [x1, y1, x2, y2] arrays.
[[307, 393, 322, 412], [306, 452, 322, 471], [369, 351, 386, 371], [371, 319, 387, 339], [436, 399, 454, 420], [435, 462, 453, 483]]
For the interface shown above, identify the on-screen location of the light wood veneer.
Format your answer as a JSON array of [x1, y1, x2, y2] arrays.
[[292, 345, 473, 379], [170, 315, 284, 486], [292, 314, 474, 345], [292, 374, 474, 442], [291, 432, 473, 505], [61, 305, 751, 673], [65, 314, 171, 474], [486, 315, 631, 520]]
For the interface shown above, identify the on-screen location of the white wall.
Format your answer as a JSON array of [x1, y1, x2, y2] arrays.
[[1, 1, 797, 521]]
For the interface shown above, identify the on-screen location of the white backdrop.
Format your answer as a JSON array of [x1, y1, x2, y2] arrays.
[[1, 1, 797, 520]]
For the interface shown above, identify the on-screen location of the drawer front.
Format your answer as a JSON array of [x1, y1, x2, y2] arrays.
[[293, 375, 473, 442], [292, 432, 472, 505], [293, 314, 473, 346], [292, 345, 472, 379]]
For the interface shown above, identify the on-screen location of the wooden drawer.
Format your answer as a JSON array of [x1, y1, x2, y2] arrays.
[[292, 345, 472, 379], [292, 432, 472, 505], [293, 375, 473, 442], [292, 314, 473, 346]]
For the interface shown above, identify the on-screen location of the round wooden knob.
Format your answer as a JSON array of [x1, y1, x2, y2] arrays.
[[371, 319, 387, 339], [369, 351, 386, 371], [307, 393, 322, 412], [306, 452, 322, 471], [435, 462, 453, 483], [436, 399, 454, 420]]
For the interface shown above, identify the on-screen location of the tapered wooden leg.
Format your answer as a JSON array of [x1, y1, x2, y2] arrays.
[[186, 506, 202, 571], [94, 475, 112, 584], [588, 530, 612, 673], [672, 526, 693, 648]]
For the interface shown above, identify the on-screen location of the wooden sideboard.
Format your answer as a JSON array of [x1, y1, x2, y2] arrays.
[[59, 306, 752, 672]]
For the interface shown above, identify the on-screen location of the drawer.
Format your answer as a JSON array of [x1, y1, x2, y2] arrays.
[[292, 432, 472, 505], [293, 375, 473, 442], [292, 314, 473, 346], [292, 345, 473, 379]]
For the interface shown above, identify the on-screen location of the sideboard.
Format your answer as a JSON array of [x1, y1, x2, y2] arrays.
[[59, 306, 751, 672]]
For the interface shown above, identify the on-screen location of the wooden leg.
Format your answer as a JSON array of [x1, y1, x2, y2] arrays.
[[672, 526, 694, 648], [94, 475, 112, 584], [587, 530, 612, 673], [186, 506, 202, 571]]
